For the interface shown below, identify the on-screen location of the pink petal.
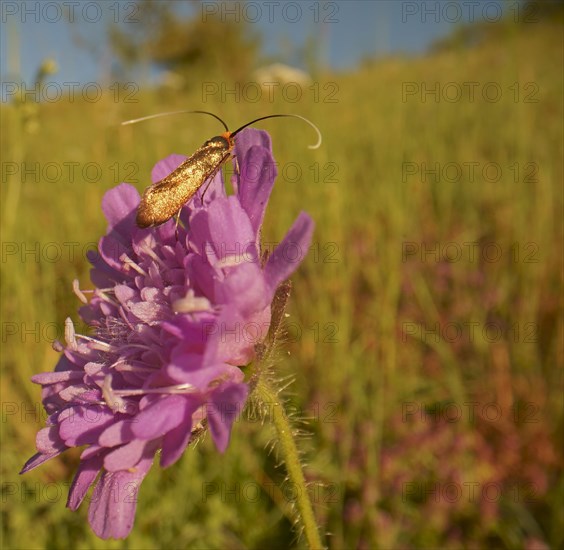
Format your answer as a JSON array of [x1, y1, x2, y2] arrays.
[[31, 371, 83, 385], [132, 395, 190, 439], [264, 211, 314, 291], [236, 144, 276, 234], [98, 419, 136, 447], [59, 405, 115, 446], [67, 453, 104, 510], [207, 382, 249, 453], [103, 439, 148, 472], [160, 399, 200, 468], [88, 454, 153, 539], [101, 183, 140, 235]]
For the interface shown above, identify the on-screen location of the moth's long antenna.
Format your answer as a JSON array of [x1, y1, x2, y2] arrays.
[[231, 114, 322, 149], [121, 110, 229, 132]]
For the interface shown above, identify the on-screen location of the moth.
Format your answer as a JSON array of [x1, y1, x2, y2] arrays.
[[122, 111, 321, 228]]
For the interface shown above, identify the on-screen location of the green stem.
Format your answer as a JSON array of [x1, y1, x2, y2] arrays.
[[254, 379, 324, 550]]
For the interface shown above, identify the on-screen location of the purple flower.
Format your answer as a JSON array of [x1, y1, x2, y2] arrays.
[[21, 129, 314, 539]]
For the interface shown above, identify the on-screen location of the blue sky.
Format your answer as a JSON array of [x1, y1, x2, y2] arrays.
[[1, 1, 519, 88]]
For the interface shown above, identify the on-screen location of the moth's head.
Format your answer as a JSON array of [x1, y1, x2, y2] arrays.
[[206, 132, 234, 150]]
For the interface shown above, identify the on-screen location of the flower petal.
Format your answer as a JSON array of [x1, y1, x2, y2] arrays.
[[58, 405, 116, 446], [203, 303, 271, 366], [98, 419, 136, 447], [236, 144, 276, 235], [190, 196, 257, 264], [88, 454, 153, 539], [20, 451, 62, 474], [101, 183, 140, 239], [207, 382, 249, 453], [104, 439, 148, 472], [67, 453, 104, 510], [32, 371, 83, 385], [264, 211, 315, 291], [36, 425, 66, 454], [160, 398, 200, 468], [132, 395, 193, 440], [233, 128, 272, 169]]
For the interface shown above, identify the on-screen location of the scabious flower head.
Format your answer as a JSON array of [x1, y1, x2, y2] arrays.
[[21, 129, 314, 539]]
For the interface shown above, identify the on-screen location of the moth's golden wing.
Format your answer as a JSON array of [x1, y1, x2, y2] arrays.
[[136, 137, 231, 228]]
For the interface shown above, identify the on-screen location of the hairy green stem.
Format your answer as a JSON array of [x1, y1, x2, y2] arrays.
[[254, 379, 323, 549]]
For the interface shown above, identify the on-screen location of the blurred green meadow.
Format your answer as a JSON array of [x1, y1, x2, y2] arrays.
[[1, 15, 563, 550]]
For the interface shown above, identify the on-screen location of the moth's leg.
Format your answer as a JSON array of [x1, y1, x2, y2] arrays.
[[200, 177, 214, 206], [200, 154, 231, 205], [174, 208, 182, 240]]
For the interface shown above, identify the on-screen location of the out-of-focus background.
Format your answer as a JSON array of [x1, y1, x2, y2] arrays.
[[1, 1, 562, 548]]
